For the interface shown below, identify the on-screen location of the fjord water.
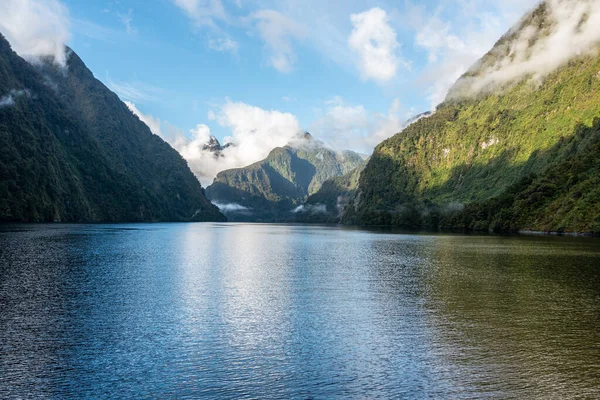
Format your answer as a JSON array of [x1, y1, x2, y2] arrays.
[[0, 224, 599, 399]]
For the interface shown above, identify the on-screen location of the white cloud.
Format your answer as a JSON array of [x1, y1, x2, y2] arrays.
[[409, 0, 540, 107], [310, 96, 406, 154], [171, 0, 228, 27], [250, 10, 306, 73], [172, 0, 240, 58], [126, 100, 301, 186], [212, 202, 251, 213], [450, 0, 600, 99], [211, 99, 301, 151], [291, 204, 327, 214], [0, 0, 71, 66], [171, 0, 367, 76], [125, 101, 162, 136], [348, 7, 404, 83]]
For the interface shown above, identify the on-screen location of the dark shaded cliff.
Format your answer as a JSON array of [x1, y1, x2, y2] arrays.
[[0, 35, 225, 222]]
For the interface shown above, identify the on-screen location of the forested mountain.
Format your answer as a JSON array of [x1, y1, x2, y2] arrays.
[[206, 134, 364, 222], [343, 2, 600, 234], [294, 159, 368, 223], [0, 34, 225, 222]]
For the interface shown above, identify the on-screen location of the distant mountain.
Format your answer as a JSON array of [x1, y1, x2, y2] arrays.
[[202, 136, 234, 157], [0, 34, 225, 222], [295, 158, 368, 223], [343, 1, 600, 234], [206, 133, 364, 222]]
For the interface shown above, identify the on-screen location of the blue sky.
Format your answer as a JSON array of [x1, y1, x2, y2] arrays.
[[0, 0, 540, 183], [62, 1, 536, 142]]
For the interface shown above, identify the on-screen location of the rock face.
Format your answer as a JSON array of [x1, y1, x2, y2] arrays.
[[343, 2, 600, 233], [202, 136, 234, 157], [206, 134, 364, 222], [0, 34, 225, 222], [295, 159, 368, 224]]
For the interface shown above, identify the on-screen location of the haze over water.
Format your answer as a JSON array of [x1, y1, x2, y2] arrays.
[[1, 224, 599, 399]]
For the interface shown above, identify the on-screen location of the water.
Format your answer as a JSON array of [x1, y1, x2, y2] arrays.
[[0, 224, 599, 399]]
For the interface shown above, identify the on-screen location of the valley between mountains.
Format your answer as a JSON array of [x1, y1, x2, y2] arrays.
[[1, 0, 599, 233]]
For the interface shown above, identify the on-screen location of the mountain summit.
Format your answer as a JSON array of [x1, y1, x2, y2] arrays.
[[206, 136, 364, 222]]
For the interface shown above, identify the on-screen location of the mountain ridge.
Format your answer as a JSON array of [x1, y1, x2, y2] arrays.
[[342, 1, 600, 234], [0, 34, 226, 222], [206, 135, 364, 222]]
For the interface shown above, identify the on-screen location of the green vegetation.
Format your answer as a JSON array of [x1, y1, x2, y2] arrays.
[[206, 137, 364, 222], [343, 5, 600, 234], [296, 159, 368, 223], [0, 34, 225, 222]]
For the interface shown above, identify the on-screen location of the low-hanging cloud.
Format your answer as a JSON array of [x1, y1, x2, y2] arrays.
[[0, 0, 70, 66], [127, 99, 302, 186], [291, 204, 328, 215], [213, 202, 251, 213], [449, 0, 600, 99], [125, 101, 162, 135], [409, 0, 540, 108], [0, 89, 32, 108]]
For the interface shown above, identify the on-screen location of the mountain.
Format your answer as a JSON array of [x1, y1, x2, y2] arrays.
[[294, 159, 368, 223], [0, 34, 225, 222], [205, 134, 364, 221], [343, 2, 600, 234], [203, 136, 234, 157]]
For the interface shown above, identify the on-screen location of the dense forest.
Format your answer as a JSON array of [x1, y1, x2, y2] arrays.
[[206, 135, 364, 222], [0, 34, 225, 223], [342, 3, 600, 234]]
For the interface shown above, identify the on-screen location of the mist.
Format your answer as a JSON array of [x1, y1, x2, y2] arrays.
[[291, 204, 328, 215], [449, 0, 600, 99], [127, 100, 302, 186], [213, 202, 252, 214], [0, 0, 70, 66], [0, 89, 32, 108]]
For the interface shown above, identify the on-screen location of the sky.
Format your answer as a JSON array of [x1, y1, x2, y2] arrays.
[[0, 0, 543, 184]]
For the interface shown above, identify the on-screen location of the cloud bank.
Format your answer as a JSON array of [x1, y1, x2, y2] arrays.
[[310, 96, 406, 154], [127, 99, 302, 186], [0, 0, 70, 66], [449, 0, 600, 99], [409, 0, 540, 108]]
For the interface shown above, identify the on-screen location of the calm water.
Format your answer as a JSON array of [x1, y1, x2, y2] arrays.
[[0, 224, 599, 399]]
